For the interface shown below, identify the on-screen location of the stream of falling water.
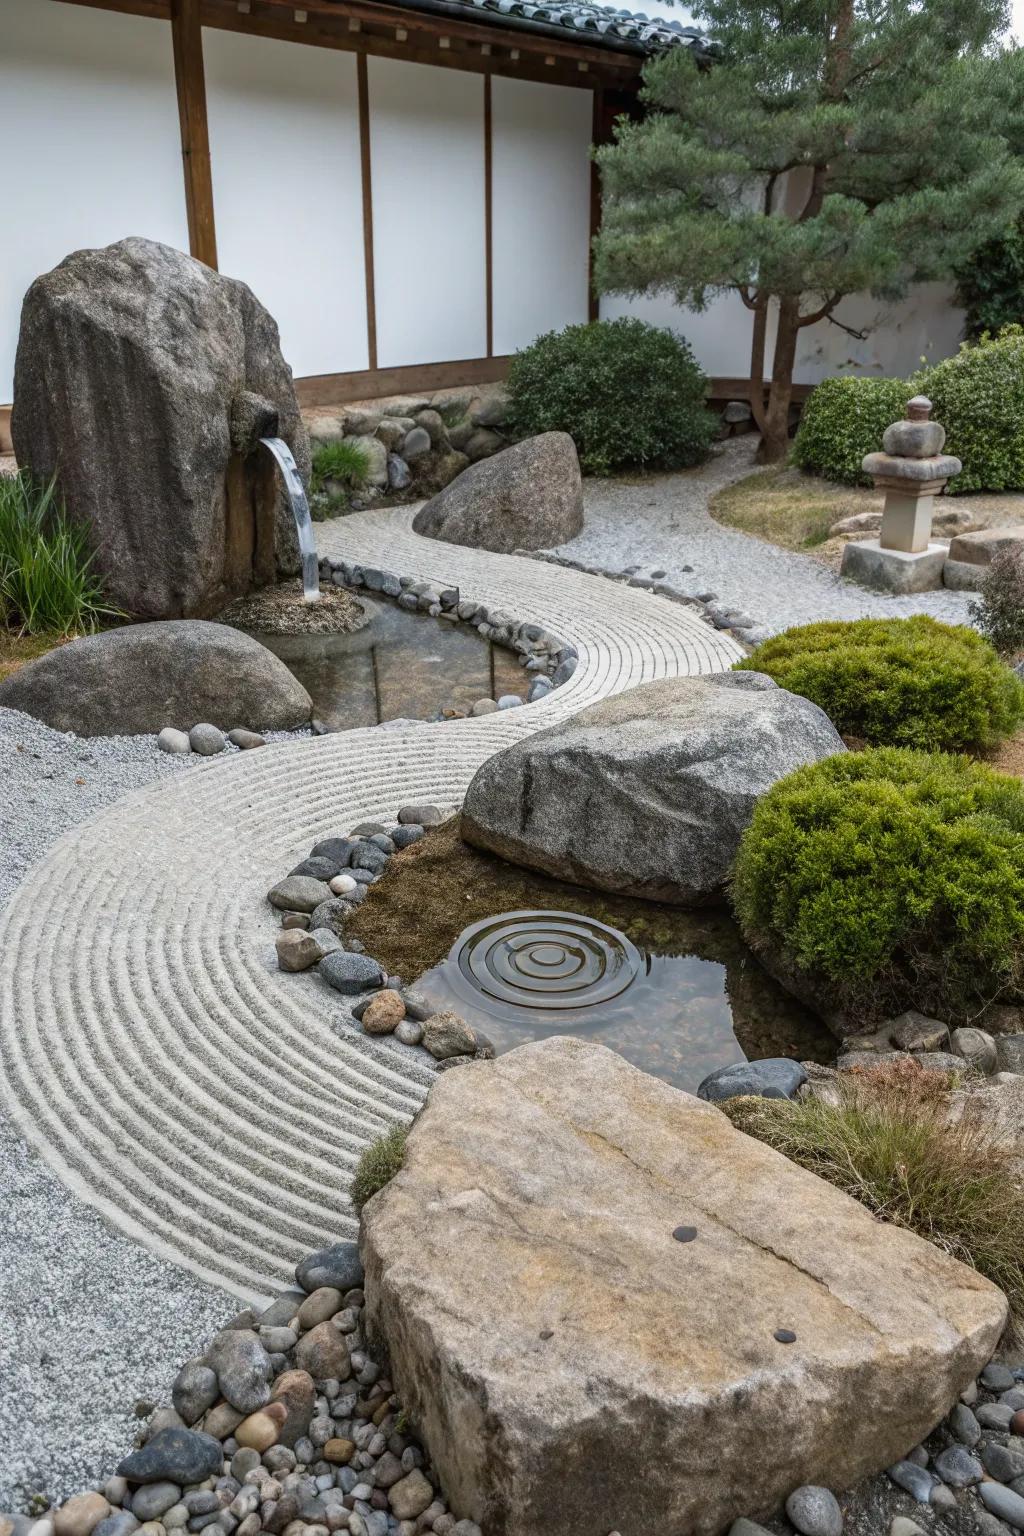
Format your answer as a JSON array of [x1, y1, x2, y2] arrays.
[[260, 435, 320, 602]]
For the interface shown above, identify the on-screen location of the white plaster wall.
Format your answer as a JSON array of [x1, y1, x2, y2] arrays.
[[599, 289, 760, 378], [204, 30, 369, 378], [368, 59, 487, 368], [794, 284, 965, 382], [0, 0, 188, 404], [491, 78, 591, 355], [602, 284, 966, 387]]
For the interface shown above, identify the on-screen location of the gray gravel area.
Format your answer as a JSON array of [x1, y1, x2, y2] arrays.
[[555, 438, 978, 635], [0, 709, 273, 1514]]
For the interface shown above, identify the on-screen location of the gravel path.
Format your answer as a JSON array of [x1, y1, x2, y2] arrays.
[[0, 712, 255, 1514], [556, 439, 978, 636]]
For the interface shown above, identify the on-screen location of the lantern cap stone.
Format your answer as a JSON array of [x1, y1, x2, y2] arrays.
[[906, 395, 933, 422]]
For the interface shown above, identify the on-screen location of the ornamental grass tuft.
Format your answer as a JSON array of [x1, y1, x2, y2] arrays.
[[350, 1123, 409, 1214], [724, 1059, 1024, 1324], [731, 747, 1024, 1029], [737, 615, 1024, 752], [0, 471, 117, 637]]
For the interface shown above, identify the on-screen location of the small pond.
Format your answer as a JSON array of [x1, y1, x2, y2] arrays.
[[347, 824, 836, 1092], [253, 595, 526, 731]]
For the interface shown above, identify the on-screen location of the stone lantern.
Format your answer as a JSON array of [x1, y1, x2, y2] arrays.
[[840, 396, 961, 593]]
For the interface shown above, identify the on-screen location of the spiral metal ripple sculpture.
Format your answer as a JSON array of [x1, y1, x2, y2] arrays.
[[452, 910, 646, 1012]]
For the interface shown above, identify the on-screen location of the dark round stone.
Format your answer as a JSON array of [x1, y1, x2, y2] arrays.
[[774, 1328, 797, 1343], [672, 1226, 698, 1243]]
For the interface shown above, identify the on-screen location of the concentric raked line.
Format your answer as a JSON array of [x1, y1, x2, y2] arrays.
[[0, 509, 742, 1302]]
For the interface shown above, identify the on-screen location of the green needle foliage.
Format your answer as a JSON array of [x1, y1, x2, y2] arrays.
[[350, 1123, 409, 1214], [594, 0, 1024, 464], [0, 472, 117, 637], [725, 1060, 1024, 1324]]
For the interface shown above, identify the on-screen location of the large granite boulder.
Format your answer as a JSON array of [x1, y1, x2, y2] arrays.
[[362, 1037, 1005, 1536], [461, 671, 845, 904], [11, 237, 309, 620], [0, 621, 311, 735], [412, 431, 582, 552]]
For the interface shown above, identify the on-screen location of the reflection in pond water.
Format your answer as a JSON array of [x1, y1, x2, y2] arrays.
[[410, 902, 833, 1094], [253, 596, 525, 731]]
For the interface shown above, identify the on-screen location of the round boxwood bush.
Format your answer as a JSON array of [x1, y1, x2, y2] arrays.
[[732, 748, 1024, 1030], [921, 326, 1024, 494], [504, 318, 715, 476], [737, 616, 1024, 752], [791, 376, 911, 486]]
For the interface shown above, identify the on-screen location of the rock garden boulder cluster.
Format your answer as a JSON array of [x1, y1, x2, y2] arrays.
[[461, 672, 845, 905], [0, 623, 312, 738], [307, 390, 511, 513]]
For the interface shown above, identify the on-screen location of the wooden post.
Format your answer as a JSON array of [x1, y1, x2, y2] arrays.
[[484, 72, 494, 358], [171, 0, 218, 269], [357, 53, 378, 371]]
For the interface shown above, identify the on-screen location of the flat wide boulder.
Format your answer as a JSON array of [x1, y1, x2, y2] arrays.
[[361, 1037, 1006, 1536], [12, 237, 308, 619], [412, 432, 582, 552], [461, 671, 845, 903], [0, 621, 311, 735]]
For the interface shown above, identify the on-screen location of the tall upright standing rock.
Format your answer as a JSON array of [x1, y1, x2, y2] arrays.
[[11, 237, 309, 620]]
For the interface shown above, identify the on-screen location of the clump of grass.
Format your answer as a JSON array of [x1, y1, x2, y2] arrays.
[[724, 1059, 1024, 1323], [350, 1123, 409, 1213], [0, 472, 117, 636], [311, 439, 371, 497]]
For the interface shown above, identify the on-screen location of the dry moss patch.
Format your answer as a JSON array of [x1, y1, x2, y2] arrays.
[[0, 629, 69, 685], [709, 465, 875, 569], [347, 819, 742, 976]]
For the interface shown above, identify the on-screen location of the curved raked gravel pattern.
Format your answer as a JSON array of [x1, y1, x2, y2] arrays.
[[0, 508, 742, 1305]]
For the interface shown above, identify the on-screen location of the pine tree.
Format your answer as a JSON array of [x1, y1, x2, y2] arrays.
[[594, 0, 1024, 462]]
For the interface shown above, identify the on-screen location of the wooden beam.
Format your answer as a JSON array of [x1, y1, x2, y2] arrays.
[[484, 72, 493, 358], [357, 53, 378, 372], [170, 0, 218, 267], [56, 0, 640, 87], [294, 355, 512, 406]]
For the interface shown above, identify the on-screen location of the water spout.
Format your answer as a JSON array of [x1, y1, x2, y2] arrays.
[[259, 436, 320, 602]]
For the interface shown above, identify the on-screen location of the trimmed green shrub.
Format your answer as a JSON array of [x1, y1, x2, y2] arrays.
[[725, 1059, 1024, 1321], [737, 616, 1024, 752], [732, 747, 1024, 1028], [972, 544, 1024, 659], [0, 472, 117, 636], [504, 318, 715, 476], [923, 327, 1024, 494], [350, 1123, 408, 1214], [791, 376, 910, 486]]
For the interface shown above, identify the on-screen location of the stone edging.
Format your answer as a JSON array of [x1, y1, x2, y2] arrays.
[[318, 555, 578, 711]]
